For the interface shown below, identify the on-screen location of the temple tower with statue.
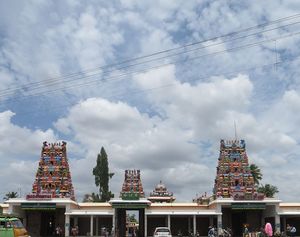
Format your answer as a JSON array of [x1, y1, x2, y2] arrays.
[[29, 141, 75, 200], [214, 139, 264, 200], [120, 169, 145, 199], [148, 180, 175, 203]]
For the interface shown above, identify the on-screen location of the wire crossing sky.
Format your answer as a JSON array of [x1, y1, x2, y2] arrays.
[[0, 1, 300, 202]]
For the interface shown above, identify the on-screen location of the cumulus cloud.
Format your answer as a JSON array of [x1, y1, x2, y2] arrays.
[[1, 0, 300, 203]]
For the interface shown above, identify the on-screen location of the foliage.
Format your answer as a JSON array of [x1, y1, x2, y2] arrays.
[[128, 213, 137, 223], [92, 147, 114, 202], [3, 191, 18, 200], [250, 163, 263, 185], [82, 192, 100, 202], [257, 184, 279, 198]]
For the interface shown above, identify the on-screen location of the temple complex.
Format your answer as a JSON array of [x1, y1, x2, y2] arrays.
[[214, 139, 264, 200], [148, 181, 175, 203], [120, 169, 145, 199], [2, 139, 300, 237], [29, 141, 75, 200]]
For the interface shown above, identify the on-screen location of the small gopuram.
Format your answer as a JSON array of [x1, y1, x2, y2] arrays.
[[28, 141, 75, 200], [111, 170, 150, 237], [214, 139, 263, 200], [148, 180, 175, 203], [120, 169, 145, 199]]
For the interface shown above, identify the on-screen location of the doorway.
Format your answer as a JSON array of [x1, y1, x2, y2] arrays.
[[115, 208, 145, 237]]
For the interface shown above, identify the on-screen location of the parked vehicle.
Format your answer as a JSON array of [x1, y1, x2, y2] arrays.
[[153, 227, 172, 237], [0, 216, 30, 237]]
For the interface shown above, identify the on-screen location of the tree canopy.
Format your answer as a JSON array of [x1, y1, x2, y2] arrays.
[[92, 147, 114, 202], [257, 184, 279, 198], [250, 163, 263, 185], [3, 191, 18, 200]]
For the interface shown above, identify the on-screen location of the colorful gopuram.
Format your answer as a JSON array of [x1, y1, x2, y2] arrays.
[[28, 141, 75, 200], [120, 170, 145, 200], [214, 139, 264, 200], [148, 181, 175, 203]]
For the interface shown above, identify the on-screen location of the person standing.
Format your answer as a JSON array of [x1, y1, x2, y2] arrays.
[[290, 225, 296, 237], [264, 223, 273, 237]]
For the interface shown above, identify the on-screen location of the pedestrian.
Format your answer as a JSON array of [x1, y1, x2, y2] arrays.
[[290, 225, 296, 237], [264, 223, 273, 237], [55, 226, 62, 236]]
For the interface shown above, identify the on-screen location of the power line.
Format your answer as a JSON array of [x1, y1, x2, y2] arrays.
[[1, 14, 300, 97], [1, 28, 300, 105], [7, 52, 300, 118]]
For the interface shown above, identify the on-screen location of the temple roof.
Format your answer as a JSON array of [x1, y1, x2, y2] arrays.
[[149, 180, 175, 203]]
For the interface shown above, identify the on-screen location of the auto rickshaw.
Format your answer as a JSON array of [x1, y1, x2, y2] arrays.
[[0, 216, 30, 237]]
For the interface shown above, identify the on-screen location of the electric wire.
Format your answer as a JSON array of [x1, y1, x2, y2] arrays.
[[1, 14, 300, 97], [1, 28, 300, 104], [7, 52, 300, 118]]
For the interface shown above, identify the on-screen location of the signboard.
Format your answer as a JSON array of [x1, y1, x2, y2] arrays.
[[21, 203, 56, 210], [231, 203, 266, 210], [26, 194, 52, 200], [121, 192, 140, 200], [111, 203, 149, 209]]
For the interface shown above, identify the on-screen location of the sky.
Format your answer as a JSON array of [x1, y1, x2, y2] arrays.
[[1, 0, 300, 202]]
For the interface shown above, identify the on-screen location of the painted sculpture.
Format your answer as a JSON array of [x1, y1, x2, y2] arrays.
[[28, 141, 75, 200], [213, 139, 264, 200]]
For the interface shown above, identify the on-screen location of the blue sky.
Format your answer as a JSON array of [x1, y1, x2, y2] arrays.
[[1, 0, 300, 202]]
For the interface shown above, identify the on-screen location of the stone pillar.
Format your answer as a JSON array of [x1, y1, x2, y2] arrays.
[[282, 216, 286, 233], [167, 215, 171, 229], [275, 205, 281, 233], [145, 213, 148, 237], [90, 215, 94, 236], [209, 216, 214, 226], [193, 215, 197, 235], [65, 214, 70, 237], [217, 214, 222, 235], [96, 216, 99, 236], [74, 216, 78, 226]]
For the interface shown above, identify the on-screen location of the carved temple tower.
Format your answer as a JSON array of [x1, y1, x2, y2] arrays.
[[29, 141, 75, 200], [120, 170, 145, 200], [214, 139, 264, 200], [148, 180, 175, 203]]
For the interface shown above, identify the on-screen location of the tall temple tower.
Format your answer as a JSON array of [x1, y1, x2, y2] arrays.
[[214, 139, 263, 200], [28, 141, 75, 200], [120, 170, 145, 200]]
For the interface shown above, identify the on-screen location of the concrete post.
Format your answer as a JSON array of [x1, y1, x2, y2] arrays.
[[65, 214, 70, 237], [145, 213, 147, 237], [90, 215, 94, 236], [275, 205, 281, 233], [193, 215, 197, 236], [167, 215, 171, 229], [96, 216, 99, 236]]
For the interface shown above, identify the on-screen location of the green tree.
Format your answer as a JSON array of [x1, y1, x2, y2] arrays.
[[257, 184, 279, 198], [250, 163, 263, 185], [3, 191, 18, 200], [93, 147, 114, 202], [82, 193, 100, 202]]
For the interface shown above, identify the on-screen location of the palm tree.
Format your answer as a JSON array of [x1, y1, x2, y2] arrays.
[[250, 164, 262, 185], [3, 191, 18, 200], [257, 184, 279, 198]]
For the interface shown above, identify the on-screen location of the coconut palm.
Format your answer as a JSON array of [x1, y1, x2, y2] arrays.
[[257, 184, 279, 198], [3, 191, 18, 200], [250, 163, 262, 185]]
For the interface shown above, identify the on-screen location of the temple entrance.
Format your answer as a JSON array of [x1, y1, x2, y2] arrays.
[[40, 211, 55, 236], [232, 211, 247, 237], [24, 208, 65, 237], [115, 208, 145, 237]]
